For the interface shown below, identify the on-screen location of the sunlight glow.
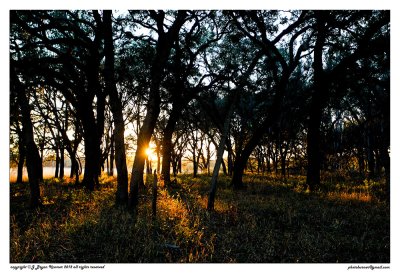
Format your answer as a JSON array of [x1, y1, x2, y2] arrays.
[[145, 147, 156, 161]]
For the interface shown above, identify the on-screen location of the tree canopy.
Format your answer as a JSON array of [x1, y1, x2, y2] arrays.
[[10, 10, 389, 209]]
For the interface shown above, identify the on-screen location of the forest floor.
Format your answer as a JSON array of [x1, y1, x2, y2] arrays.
[[10, 173, 390, 263]]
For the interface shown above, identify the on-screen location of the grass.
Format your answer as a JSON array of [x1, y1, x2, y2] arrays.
[[10, 173, 390, 263]]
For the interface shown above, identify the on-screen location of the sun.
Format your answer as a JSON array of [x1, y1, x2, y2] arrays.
[[145, 147, 155, 160]]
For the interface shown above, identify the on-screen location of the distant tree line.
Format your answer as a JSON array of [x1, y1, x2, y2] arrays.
[[10, 10, 389, 209]]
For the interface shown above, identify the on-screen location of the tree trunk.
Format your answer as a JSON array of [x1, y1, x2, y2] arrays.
[[152, 170, 158, 219], [59, 144, 65, 178], [306, 11, 326, 191], [55, 148, 60, 178], [281, 152, 286, 178], [208, 100, 233, 210], [104, 10, 129, 205], [74, 158, 80, 184], [129, 68, 159, 206], [366, 132, 375, 179], [95, 93, 105, 180], [106, 155, 110, 176], [221, 159, 227, 175], [129, 105, 160, 207], [231, 156, 246, 189], [70, 156, 76, 178], [161, 120, 175, 185], [178, 157, 182, 174], [146, 157, 152, 174], [192, 148, 198, 178], [80, 105, 100, 191], [129, 11, 187, 209], [227, 139, 234, 176], [172, 156, 178, 177], [157, 148, 161, 175], [16, 138, 25, 184], [109, 133, 115, 176], [60, 102, 68, 178], [12, 68, 42, 207]]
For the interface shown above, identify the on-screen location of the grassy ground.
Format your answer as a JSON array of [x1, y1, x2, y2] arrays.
[[10, 173, 390, 263]]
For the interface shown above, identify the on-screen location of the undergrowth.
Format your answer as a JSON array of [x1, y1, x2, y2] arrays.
[[10, 173, 390, 263]]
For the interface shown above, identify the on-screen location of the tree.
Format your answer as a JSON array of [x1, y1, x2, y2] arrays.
[[11, 10, 108, 190], [103, 10, 129, 206], [226, 10, 313, 189], [11, 64, 42, 207], [129, 10, 188, 209], [305, 10, 390, 190]]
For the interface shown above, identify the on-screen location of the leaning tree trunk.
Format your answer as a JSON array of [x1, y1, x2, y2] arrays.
[[207, 94, 236, 210], [129, 91, 161, 207]]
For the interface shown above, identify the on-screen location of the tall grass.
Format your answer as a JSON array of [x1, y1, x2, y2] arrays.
[[10, 174, 389, 263]]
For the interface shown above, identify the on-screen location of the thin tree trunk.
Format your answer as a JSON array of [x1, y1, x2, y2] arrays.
[[59, 144, 64, 178], [178, 157, 182, 174], [208, 99, 234, 210], [152, 170, 158, 219], [221, 159, 227, 175], [55, 148, 60, 178], [16, 138, 25, 184], [60, 102, 68, 178], [161, 102, 185, 185], [109, 133, 115, 177], [366, 131, 375, 179], [156, 145, 161, 175], [161, 127, 174, 184]]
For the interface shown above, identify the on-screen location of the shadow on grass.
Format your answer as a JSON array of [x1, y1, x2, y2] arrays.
[[10, 174, 390, 263]]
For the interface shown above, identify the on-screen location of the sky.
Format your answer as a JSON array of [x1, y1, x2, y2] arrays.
[[1, 1, 398, 272]]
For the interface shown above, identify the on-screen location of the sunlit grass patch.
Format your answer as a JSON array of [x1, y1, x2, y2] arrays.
[[158, 188, 189, 222], [325, 191, 372, 202]]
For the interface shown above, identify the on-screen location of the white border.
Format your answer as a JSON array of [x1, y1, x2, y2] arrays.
[[2, 1, 398, 272]]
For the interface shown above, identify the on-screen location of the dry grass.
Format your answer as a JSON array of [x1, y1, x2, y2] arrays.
[[10, 173, 390, 263]]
